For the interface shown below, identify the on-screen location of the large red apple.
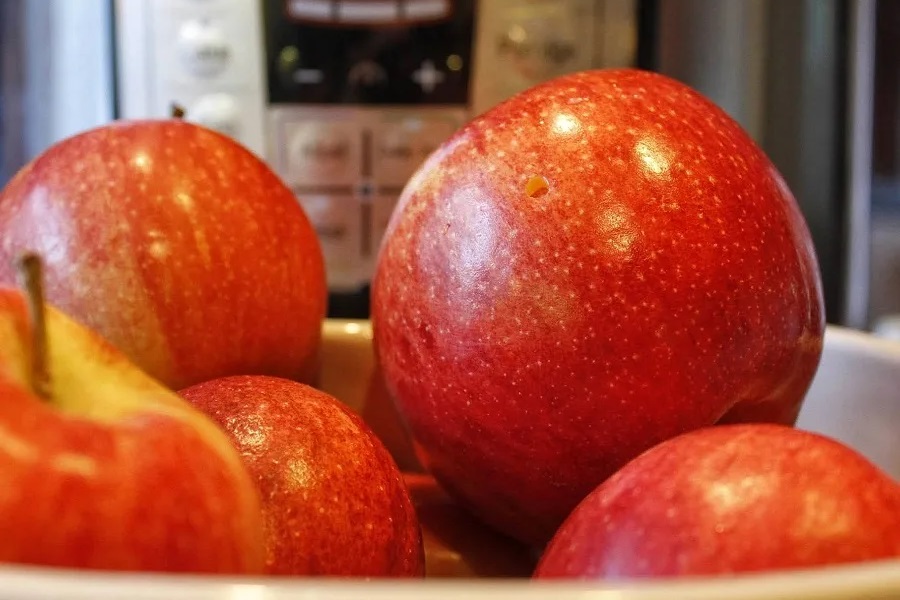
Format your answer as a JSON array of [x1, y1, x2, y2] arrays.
[[180, 375, 424, 577], [0, 255, 265, 573], [534, 423, 900, 579], [371, 68, 825, 545], [0, 118, 326, 391]]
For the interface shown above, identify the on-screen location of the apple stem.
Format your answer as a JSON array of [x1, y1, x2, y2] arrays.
[[171, 103, 186, 119], [16, 253, 51, 401]]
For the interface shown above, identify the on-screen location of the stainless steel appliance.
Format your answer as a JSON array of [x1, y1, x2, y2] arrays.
[[1, 0, 896, 328]]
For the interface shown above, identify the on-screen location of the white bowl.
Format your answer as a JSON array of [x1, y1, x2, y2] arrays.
[[1, 321, 898, 599]]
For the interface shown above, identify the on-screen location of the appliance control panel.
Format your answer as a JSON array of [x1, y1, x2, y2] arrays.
[[268, 106, 466, 292], [263, 0, 476, 297]]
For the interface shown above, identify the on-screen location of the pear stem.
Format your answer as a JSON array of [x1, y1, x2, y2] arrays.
[[16, 253, 51, 401]]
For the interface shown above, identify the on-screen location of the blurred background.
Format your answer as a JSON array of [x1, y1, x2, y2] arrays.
[[0, 0, 896, 331]]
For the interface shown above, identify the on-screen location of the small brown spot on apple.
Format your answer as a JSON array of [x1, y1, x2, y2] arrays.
[[525, 175, 550, 198]]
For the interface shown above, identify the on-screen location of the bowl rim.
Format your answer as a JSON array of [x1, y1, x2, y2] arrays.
[[0, 557, 899, 599]]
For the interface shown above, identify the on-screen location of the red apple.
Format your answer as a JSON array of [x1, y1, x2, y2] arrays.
[[0, 118, 326, 391], [179, 375, 424, 577], [0, 255, 265, 573], [534, 423, 900, 579], [403, 473, 536, 578], [371, 68, 825, 545]]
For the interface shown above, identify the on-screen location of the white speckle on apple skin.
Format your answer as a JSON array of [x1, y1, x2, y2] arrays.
[[372, 68, 825, 546]]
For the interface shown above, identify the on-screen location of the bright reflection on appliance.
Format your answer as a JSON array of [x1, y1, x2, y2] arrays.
[[552, 113, 580, 135], [131, 151, 152, 173], [634, 138, 670, 176]]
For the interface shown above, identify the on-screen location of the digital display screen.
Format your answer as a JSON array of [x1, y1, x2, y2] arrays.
[[283, 0, 454, 27], [266, 0, 474, 105]]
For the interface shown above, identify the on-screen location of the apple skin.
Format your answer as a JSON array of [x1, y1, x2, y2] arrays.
[[0, 289, 265, 573], [0, 119, 326, 391], [534, 423, 900, 579], [403, 473, 536, 578], [179, 375, 425, 577], [371, 68, 825, 546]]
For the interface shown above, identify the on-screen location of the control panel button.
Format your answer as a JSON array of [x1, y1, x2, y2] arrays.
[[373, 116, 459, 186], [347, 60, 388, 88], [190, 93, 240, 139], [297, 194, 366, 292], [412, 59, 445, 93], [372, 125, 416, 186], [284, 121, 361, 187], [294, 68, 325, 85], [177, 19, 230, 77]]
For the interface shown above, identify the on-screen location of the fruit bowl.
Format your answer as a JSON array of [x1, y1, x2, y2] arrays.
[[1, 320, 898, 599]]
